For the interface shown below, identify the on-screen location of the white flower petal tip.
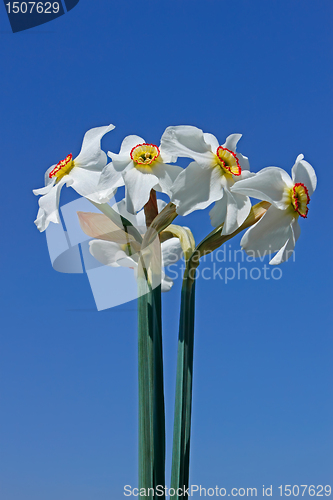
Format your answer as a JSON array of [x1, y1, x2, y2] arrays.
[[33, 176, 70, 232], [161, 274, 174, 292], [223, 133, 242, 152], [74, 125, 115, 171]]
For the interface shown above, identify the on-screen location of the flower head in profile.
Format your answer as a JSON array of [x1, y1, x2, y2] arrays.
[[160, 125, 253, 235], [78, 200, 183, 292], [33, 125, 120, 232], [230, 154, 317, 264], [97, 135, 183, 214]]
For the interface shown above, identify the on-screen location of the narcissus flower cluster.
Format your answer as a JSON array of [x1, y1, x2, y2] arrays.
[[34, 123, 316, 275], [33, 122, 318, 500]]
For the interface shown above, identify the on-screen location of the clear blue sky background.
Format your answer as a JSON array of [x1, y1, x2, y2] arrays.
[[0, 1, 332, 499]]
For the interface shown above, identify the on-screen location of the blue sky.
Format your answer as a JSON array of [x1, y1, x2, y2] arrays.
[[0, 1, 332, 499]]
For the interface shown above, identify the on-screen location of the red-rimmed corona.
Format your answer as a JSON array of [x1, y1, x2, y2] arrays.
[[291, 182, 310, 218], [130, 143, 160, 166], [33, 124, 116, 232], [230, 154, 317, 265], [216, 146, 241, 176], [49, 153, 74, 182], [160, 126, 252, 235], [102, 134, 183, 214]]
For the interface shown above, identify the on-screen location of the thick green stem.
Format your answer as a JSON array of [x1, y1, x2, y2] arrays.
[[152, 284, 166, 496], [137, 189, 166, 499], [170, 273, 196, 500], [137, 274, 166, 499], [138, 275, 155, 499]]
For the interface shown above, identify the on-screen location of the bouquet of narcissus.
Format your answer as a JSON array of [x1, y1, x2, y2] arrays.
[[34, 124, 316, 500]]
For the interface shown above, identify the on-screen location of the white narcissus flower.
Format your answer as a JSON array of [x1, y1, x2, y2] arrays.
[[33, 125, 121, 232], [160, 125, 253, 235], [78, 200, 183, 292], [230, 154, 317, 265], [97, 135, 183, 213]]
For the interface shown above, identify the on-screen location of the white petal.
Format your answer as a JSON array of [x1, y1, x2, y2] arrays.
[[240, 205, 294, 256], [124, 167, 159, 214], [106, 153, 132, 172], [112, 199, 141, 227], [161, 237, 183, 267], [269, 218, 301, 265], [171, 161, 223, 216], [203, 133, 219, 152], [107, 136, 146, 172], [44, 165, 58, 186], [161, 273, 174, 292], [222, 190, 252, 235], [112, 199, 149, 232], [209, 194, 227, 227], [291, 154, 317, 196], [34, 177, 70, 232], [152, 162, 183, 197], [160, 125, 213, 165], [237, 152, 250, 171], [89, 240, 129, 267], [97, 162, 125, 202], [74, 125, 114, 171], [33, 177, 56, 196], [223, 133, 242, 152], [231, 167, 293, 209], [238, 169, 254, 180], [119, 135, 145, 155], [69, 167, 106, 203], [157, 199, 167, 212]]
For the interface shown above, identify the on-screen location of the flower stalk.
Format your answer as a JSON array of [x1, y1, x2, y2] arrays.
[[170, 201, 271, 499], [137, 192, 166, 499]]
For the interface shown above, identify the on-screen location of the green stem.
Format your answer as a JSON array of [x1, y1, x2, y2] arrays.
[[170, 270, 196, 500], [137, 254, 165, 499], [138, 274, 155, 499], [152, 284, 166, 496]]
